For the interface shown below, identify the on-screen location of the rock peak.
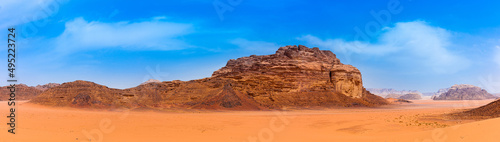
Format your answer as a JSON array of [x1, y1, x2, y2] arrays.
[[142, 79, 161, 85], [212, 45, 363, 98]]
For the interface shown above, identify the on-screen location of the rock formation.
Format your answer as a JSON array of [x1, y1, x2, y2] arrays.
[[458, 99, 500, 119], [384, 93, 421, 100], [30, 81, 122, 107], [433, 84, 496, 100], [0, 84, 55, 101], [189, 83, 263, 110], [141, 79, 161, 85], [31, 45, 388, 110], [213, 45, 363, 98], [398, 93, 422, 100], [35, 83, 61, 91]]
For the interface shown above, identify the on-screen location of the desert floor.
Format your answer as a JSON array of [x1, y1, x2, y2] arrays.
[[1, 100, 500, 142]]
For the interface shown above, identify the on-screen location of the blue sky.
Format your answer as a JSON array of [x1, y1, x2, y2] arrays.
[[1, 0, 500, 93]]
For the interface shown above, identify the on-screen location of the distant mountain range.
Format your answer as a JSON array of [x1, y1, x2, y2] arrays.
[[422, 88, 449, 97], [369, 84, 498, 101], [366, 88, 422, 97], [433, 84, 497, 100]]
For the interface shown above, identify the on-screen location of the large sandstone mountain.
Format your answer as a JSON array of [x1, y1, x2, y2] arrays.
[[31, 45, 388, 110], [432, 84, 497, 100]]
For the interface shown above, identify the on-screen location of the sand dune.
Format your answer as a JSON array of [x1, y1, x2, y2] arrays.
[[0, 100, 497, 142]]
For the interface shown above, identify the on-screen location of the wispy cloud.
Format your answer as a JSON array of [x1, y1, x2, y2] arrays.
[[53, 17, 193, 53], [230, 38, 280, 54], [298, 21, 470, 74], [0, 0, 63, 29]]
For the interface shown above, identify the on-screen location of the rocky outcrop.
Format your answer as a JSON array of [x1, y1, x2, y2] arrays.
[[433, 84, 497, 100], [31, 45, 388, 110], [141, 79, 161, 85], [35, 83, 61, 91], [453, 99, 500, 119], [189, 83, 263, 110], [398, 93, 422, 100], [213, 45, 363, 98], [30, 80, 122, 107], [0, 84, 44, 101]]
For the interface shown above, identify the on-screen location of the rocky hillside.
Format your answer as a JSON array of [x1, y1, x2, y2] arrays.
[[31, 45, 388, 110], [35, 83, 61, 91], [433, 84, 496, 100], [398, 93, 422, 100], [0, 83, 60, 101], [453, 99, 500, 119]]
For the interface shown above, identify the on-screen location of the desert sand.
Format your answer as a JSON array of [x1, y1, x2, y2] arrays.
[[1, 99, 499, 142]]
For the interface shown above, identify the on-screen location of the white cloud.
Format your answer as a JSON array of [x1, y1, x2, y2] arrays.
[[230, 38, 280, 54], [298, 21, 470, 74], [54, 17, 193, 52], [0, 0, 64, 29]]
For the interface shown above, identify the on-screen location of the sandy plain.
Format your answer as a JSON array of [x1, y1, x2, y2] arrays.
[[1, 99, 499, 142]]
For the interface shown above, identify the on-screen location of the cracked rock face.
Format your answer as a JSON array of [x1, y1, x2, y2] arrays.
[[213, 45, 363, 98]]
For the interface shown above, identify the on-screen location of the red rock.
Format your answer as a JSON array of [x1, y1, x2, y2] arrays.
[[31, 45, 388, 110]]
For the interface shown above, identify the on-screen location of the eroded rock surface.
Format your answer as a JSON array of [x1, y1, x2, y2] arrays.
[[31, 45, 388, 110], [213, 45, 363, 98]]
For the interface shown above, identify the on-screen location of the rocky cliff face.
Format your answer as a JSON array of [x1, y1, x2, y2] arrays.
[[433, 84, 496, 100], [213, 45, 363, 98], [31, 45, 388, 110]]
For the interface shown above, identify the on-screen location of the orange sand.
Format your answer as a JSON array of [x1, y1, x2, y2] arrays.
[[1, 99, 499, 142]]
